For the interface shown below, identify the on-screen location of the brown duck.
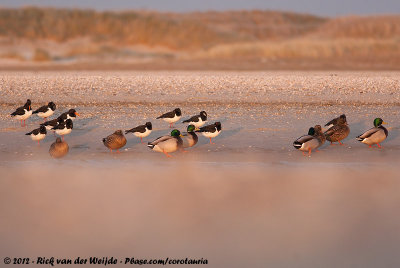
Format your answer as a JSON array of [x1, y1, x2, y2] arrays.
[[49, 138, 69, 158], [103, 130, 127, 153], [324, 115, 350, 145]]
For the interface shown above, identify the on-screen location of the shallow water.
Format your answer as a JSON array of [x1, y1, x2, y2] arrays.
[[1, 71, 400, 267]]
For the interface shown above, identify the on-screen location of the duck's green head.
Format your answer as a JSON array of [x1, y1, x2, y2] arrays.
[[308, 127, 315, 135], [187, 125, 195, 132], [373, 118, 386, 127], [171, 129, 181, 137]]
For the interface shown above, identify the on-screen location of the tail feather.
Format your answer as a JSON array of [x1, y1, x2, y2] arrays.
[[10, 112, 16, 116], [147, 143, 155, 149], [25, 132, 32, 135], [356, 136, 364, 141], [182, 119, 190, 123], [293, 141, 302, 149], [125, 130, 131, 134], [32, 110, 39, 114]]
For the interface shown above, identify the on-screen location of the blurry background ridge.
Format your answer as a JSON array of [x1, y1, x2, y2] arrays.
[[0, 7, 399, 70]]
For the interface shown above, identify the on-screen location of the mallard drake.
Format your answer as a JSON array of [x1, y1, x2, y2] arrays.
[[103, 130, 127, 153], [324, 115, 350, 145], [182, 111, 207, 129], [157, 108, 182, 128], [147, 129, 183, 157], [10, 99, 32, 127], [33, 102, 56, 122], [293, 125, 325, 156], [25, 125, 47, 145], [356, 118, 388, 148], [52, 118, 73, 141], [49, 137, 69, 158], [196, 121, 222, 144], [125, 122, 152, 143], [182, 125, 198, 148]]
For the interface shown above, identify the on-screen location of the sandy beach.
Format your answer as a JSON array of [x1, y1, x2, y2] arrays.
[[1, 71, 400, 267]]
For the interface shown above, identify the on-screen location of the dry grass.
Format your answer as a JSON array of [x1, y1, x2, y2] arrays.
[[0, 7, 399, 68]]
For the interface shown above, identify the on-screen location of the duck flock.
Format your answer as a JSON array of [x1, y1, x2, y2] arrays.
[[10, 99, 389, 158], [293, 114, 388, 156], [10, 99, 222, 158]]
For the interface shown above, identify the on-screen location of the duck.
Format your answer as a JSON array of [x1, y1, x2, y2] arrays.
[[182, 125, 198, 149], [356, 118, 388, 148], [147, 129, 183, 157], [125, 122, 152, 143], [103, 130, 127, 153], [293, 125, 325, 156], [25, 125, 47, 145], [58, 109, 79, 121], [156, 108, 182, 128], [52, 118, 73, 141], [324, 115, 350, 145], [196, 122, 222, 144], [10, 99, 32, 127], [324, 114, 346, 131], [49, 137, 69, 158], [32, 101, 56, 122], [182, 111, 207, 129]]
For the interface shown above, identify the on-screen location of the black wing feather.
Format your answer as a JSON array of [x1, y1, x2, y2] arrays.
[[33, 105, 48, 114], [126, 124, 146, 134], [157, 110, 175, 119], [183, 115, 200, 123], [197, 124, 216, 133], [11, 107, 26, 116]]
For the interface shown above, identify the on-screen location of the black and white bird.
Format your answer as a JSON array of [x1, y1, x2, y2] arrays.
[[10, 99, 32, 127], [25, 125, 47, 145], [41, 118, 59, 134], [196, 122, 222, 144], [52, 118, 73, 141], [182, 111, 207, 129], [125, 122, 152, 143], [156, 108, 182, 128], [58, 109, 80, 121], [32, 102, 56, 122]]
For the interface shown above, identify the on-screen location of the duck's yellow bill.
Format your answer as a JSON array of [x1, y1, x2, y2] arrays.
[[382, 121, 387, 124]]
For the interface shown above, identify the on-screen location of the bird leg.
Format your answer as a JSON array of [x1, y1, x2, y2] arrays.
[[308, 148, 312, 156], [209, 138, 215, 144], [23, 120, 26, 127], [20, 120, 23, 127], [338, 140, 344, 145], [377, 143, 383, 148], [141, 137, 143, 144], [110, 148, 113, 153], [169, 123, 173, 128], [163, 150, 172, 157]]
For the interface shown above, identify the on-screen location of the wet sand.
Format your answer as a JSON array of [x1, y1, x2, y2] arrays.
[[1, 71, 400, 267]]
